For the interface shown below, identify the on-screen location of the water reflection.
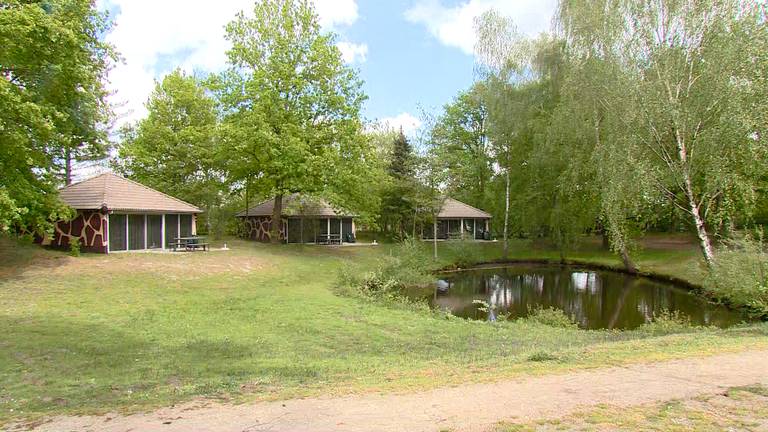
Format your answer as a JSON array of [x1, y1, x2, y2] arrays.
[[427, 265, 746, 329]]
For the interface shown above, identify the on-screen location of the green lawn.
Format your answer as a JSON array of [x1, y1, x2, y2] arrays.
[[0, 235, 766, 424]]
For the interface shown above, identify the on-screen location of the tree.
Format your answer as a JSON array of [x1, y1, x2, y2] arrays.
[[380, 129, 419, 238], [557, 0, 768, 266], [217, 0, 368, 243], [475, 11, 568, 257], [115, 69, 224, 235], [430, 84, 492, 211], [0, 0, 114, 234]]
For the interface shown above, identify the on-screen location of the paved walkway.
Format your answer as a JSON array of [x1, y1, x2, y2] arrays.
[[17, 350, 768, 432]]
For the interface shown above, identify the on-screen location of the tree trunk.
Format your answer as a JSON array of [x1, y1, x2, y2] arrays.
[[619, 244, 637, 273], [433, 216, 438, 260], [676, 134, 715, 266], [688, 190, 715, 267], [601, 229, 610, 250], [65, 147, 72, 186], [503, 167, 510, 258], [270, 193, 283, 244]]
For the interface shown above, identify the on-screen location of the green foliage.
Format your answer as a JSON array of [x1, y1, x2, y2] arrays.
[[706, 235, 768, 316], [115, 69, 226, 237], [428, 85, 493, 211], [217, 0, 373, 236], [522, 306, 577, 329], [637, 310, 694, 336], [555, 0, 768, 266], [380, 130, 422, 239], [0, 0, 115, 234], [68, 240, 81, 257], [444, 239, 484, 268], [337, 238, 434, 300], [526, 351, 561, 362]]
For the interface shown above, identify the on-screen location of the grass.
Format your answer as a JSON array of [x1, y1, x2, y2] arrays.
[[495, 384, 768, 431], [0, 234, 766, 425]]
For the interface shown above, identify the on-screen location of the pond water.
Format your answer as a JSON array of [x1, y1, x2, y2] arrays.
[[417, 265, 747, 329]]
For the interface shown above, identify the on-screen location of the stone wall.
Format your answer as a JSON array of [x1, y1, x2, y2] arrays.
[[240, 216, 287, 242]]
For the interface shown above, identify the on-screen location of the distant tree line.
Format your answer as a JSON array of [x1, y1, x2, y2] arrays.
[[2, 0, 767, 271]]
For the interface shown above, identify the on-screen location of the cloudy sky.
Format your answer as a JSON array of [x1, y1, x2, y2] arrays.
[[100, 0, 556, 135]]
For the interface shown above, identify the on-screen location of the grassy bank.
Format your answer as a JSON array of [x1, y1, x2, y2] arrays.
[[0, 235, 766, 424]]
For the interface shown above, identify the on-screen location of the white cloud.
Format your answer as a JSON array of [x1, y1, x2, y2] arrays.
[[376, 112, 423, 136], [405, 0, 556, 55], [336, 41, 368, 64], [103, 0, 364, 128], [314, 0, 359, 28]]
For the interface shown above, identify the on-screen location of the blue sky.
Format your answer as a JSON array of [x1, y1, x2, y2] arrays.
[[100, 0, 555, 134]]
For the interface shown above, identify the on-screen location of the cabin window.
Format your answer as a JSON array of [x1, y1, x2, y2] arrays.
[[179, 214, 193, 237], [109, 214, 127, 251], [146, 215, 163, 249], [128, 215, 145, 250]]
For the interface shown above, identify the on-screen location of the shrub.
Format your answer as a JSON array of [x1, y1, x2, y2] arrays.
[[705, 235, 768, 316], [521, 306, 577, 328], [68, 240, 81, 257], [444, 239, 483, 268], [637, 310, 694, 335], [526, 351, 561, 362], [336, 238, 433, 301]]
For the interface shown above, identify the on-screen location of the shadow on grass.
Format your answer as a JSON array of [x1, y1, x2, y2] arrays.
[[0, 236, 74, 281], [0, 314, 270, 421]]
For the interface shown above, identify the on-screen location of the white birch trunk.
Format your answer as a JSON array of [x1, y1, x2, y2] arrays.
[[503, 167, 510, 258], [676, 132, 715, 266]]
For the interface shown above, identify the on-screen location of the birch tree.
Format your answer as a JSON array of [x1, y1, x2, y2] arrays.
[[558, 0, 768, 266]]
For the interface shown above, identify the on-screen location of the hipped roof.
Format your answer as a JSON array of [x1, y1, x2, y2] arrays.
[[236, 194, 354, 217], [437, 198, 492, 219], [58, 172, 201, 213]]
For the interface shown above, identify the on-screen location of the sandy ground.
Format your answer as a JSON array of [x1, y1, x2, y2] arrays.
[[10, 349, 768, 432]]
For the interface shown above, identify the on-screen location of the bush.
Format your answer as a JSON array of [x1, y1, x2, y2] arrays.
[[444, 239, 483, 268], [705, 235, 768, 316], [521, 306, 577, 328], [637, 310, 694, 335], [68, 240, 81, 257], [336, 238, 434, 300]]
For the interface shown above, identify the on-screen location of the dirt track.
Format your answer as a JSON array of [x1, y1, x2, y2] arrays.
[[12, 349, 768, 432]]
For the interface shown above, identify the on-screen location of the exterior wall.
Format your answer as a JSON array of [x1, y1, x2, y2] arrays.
[[48, 210, 109, 253], [422, 217, 491, 240], [239, 216, 356, 243], [240, 216, 287, 242]]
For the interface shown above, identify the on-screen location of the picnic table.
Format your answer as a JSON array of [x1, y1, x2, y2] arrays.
[[315, 233, 342, 245], [169, 236, 209, 252]]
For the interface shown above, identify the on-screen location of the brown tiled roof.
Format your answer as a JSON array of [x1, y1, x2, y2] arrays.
[[58, 173, 201, 213], [438, 198, 492, 219], [236, 194, 354, 217]]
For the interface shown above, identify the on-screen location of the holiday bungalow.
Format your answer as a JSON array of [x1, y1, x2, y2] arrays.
[[236, 194, 356, 244], [44, 172, 201, 253], [422, 198, 492, 240]]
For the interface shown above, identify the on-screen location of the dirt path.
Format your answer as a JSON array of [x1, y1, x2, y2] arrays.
[[14, 350, 768, 432]]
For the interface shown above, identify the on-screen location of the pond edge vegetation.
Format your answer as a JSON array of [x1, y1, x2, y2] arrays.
[[337, 240, 768, 326]]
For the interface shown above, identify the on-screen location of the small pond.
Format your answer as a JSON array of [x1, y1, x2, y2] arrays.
[[413, 264, 748, 329]]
